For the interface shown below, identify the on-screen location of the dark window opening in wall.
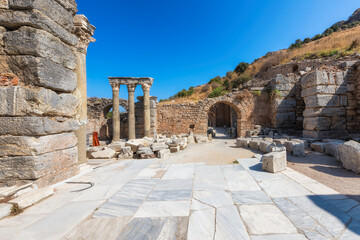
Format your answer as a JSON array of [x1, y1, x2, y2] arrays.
[[189, 124, 195, 129]]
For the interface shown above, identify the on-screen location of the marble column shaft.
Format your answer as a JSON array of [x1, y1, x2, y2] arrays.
[[127, 84, 136, 140], [112, 84, 120, 141], [142, 84, 151, 137]]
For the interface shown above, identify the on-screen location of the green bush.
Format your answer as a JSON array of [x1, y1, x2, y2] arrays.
[[323, 28, 334, 36], [208, 86, 225, 98], [234, 62, 249, 74], [303, 38, 311, 44], [209, 76, 222, 84], [319, 49, 339, 58], [222, 79, 230, 90], [232, 74, 252, 88], [106, 111, 113, 119], [312, 34, 323, 41]]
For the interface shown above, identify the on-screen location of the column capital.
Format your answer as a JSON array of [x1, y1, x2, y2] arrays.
[[127, 83, 137, 92], [74, 15, 96, 54], [111, 83, 120, 91], [141, 83, 151, 92]]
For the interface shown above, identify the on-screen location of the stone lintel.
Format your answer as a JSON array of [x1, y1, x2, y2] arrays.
[[108, 77, 154, 87], [74, 14, 95, 53]]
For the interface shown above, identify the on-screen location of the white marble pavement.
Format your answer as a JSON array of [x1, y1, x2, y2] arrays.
[[0, 158, 359, 240]]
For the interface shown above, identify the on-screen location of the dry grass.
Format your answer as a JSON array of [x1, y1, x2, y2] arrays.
[[247, 26, 360, 76]]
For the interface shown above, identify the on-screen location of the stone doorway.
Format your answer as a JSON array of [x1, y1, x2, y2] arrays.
[[208, 102, 238, 138]]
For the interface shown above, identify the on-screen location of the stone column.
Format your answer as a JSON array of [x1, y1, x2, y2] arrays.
[[127, 84, 136, 139], [111, 83, 121, 141], [74, 15, 95, 164], [142, 83, 151, 137]]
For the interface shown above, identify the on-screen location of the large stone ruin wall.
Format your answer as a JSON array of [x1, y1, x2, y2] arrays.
[[269, 59, 360, 139], [0, 0, 92, 187], [87, 96, 157, 144], [157, 90, 272, 137]]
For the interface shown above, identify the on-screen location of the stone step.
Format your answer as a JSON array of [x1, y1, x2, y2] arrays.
[[9, 186, 54, 209], [0, 203, 12, 220], [0, 183, 34, 198]]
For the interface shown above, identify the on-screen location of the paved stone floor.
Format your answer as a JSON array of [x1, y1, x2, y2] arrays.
[[1, 151, 360, 239]]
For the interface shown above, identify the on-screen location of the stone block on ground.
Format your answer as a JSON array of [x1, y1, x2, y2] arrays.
[[108, 141, 125, 152], [273, 139, 287, 146], [284, 141, 294, 152], [0, 203, 12, 220], [338, 141, 360, 173], [170, 146, 180, 153], [292, 142, 305, 157], [90, 147, 116, 159], [125, 139, 146, 152], [236, 138, 249, 148], [151, 143, 168, 152], [262, 151, 287, 173], [137, 147, 155, 159], [311, 142, 326, 153], [179, 142, 187, 150], [9, 186, 54, 209], [118, 147, 133, 159], [259, 141, 276, 153], [194, 135, 208, 143], [270, 145, 286, 153], [157, 149, 171, 159], [324, 141, 344, 160], [249, 140, 260, 151], [188, 136, 195, 144]]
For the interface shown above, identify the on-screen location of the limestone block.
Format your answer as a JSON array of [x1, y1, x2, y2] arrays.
[[274, 98, 296, 110], [0, 9, 78, 46], [137, 147, 153, 155], [262, 151, 287, 173], [269, 145, 286, 152], [54, 0, 77, 14], [324, 141, 344, 160], [259, 141, 276, 153], [90, 147, 116, 159], [0, 55, 77, 92], [108, 141, 125, 152], [334, 71, 346, 85], [338, 141, 360, 173], [304, 95, 339, 108], [301, 85, 337, 98], [0, 0, 8, 9], [303, 107, 346, 118], [9, 186, 54, 209], [125, 139, 146, 152], [170, 146, 180, 153], [303, 130, 348, 140], [276, 112, 296, 127], [249, 140, 260, 151], [151, 143, 168, 152], [0, 117, 79, 136], [273, 139, 286, 145], [284, 141, 294, 152], [9, 0, 75, 31], [236, 138, 249, 148], [0, 203, 12, 219], [271, 74, 297, 91], [0, 86, 79, 117], [292, 142, 305, 157], [157, 149, 171, 159], [188, 136, 195, 144], [0, 147, 78, 180], [118, 146, 133, 159], [4, 27, 76, 70], [301, 71, 335, 89], [303, 117, 331, 131], [194, 135, 208, 143], [311, 142, 326, 153], [180, 142, 187, 150], [0, 132, 77, 157]]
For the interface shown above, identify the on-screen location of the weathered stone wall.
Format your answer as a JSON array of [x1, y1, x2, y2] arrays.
[[0, 0, 92, 187], [346, 62, 360, 135], [157, 90, 271, 137]]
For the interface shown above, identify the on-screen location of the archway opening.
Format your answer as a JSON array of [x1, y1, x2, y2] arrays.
[[100, 105, 128, 140], [208, 102, 238, 139]]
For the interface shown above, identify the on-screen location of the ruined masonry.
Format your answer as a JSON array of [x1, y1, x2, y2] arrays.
[[0, 0, 95, 187]]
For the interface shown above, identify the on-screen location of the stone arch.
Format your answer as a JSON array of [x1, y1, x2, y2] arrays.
[[102, 100, 128, 119], [202, 96, 244, 137]]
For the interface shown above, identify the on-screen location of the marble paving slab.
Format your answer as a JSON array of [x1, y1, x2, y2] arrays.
[[215, 205, 250, 240], [153, 179, 193, 191], [134, 201, 191, 218], [239, 204, 298, 235], [147, 190, 192, 201], [250, 234, 308, 240], [259, 179, 312, 198], [187, 209, 215, 240], [195, 166, 224, 179], [162, 166, 195, 179], [193, 177, 228, 191], [232, 191, 272, 205], [224, 171, 261, 191], [193, 190, 234, 208]]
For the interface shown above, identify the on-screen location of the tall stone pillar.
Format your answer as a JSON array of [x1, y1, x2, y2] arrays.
[[111, 83, 121, 141], [127, 84, 137, 139], [142, 83, 151, 137], [74, 15, 95, 164]]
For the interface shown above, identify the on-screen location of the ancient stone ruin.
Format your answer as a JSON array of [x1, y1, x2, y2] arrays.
[[0, 0, 95, 187]]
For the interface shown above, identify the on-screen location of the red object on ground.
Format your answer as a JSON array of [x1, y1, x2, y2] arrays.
[[93, 132, 100, 147]]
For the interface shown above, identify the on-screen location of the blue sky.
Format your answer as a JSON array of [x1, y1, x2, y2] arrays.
[[76, 0, 359, 100]]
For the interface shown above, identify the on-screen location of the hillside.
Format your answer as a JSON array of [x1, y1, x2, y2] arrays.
[[160, 8, 360, 104]]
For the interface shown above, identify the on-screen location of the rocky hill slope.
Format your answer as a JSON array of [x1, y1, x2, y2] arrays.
[[160, 8, 360, 104]]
